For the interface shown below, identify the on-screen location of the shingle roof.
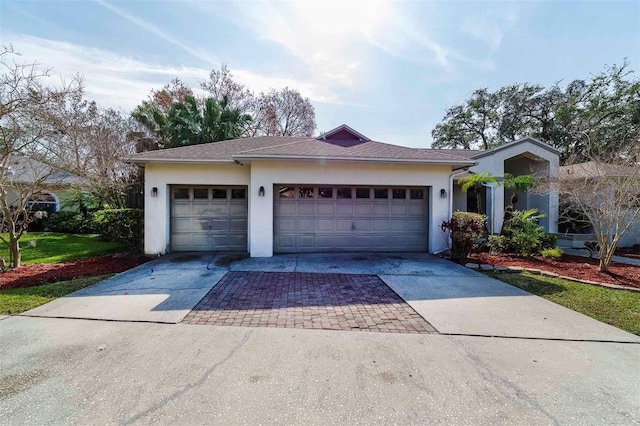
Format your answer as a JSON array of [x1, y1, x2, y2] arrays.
[[127, 136, 477, 166], [6, 155, 87, 186]]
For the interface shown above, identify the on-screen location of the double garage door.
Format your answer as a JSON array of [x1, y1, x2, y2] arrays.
[[274, 185, 429, 253], [171, 186, 248, 251]]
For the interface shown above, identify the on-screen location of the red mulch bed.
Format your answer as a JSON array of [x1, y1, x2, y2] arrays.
[[0, 256, 148, 291], [469, 253, 640, 289], [615, 247, 640, 260]]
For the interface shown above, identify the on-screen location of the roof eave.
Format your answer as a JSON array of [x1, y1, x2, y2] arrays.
[[126, 158, 237, 165], [232, 154, 477, 166], [470, 137, 561, 159]]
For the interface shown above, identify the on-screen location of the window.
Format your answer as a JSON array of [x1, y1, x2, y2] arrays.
[[27, 192, 58, 213], [298, 187, 314, 198], [337, 188, 352, 199], [279, 186, 295, 198], [212, 188, 227, 199], [231, 188, 246, 199], [356, 188, 370, 199], [193, 188, 209, 199], [392, 189, 406, 199], [318, 187, 333, 198], [174, 188, 190, 199], [374, 188, 388, 199], [410, 189, 424, 200]]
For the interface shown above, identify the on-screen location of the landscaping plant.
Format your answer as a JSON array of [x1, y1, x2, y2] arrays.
[[441, 212, 487, 261]]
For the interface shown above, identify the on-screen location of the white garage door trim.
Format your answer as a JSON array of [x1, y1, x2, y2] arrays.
[[274, 185, 429, 253], [170, 185, 248, 252]]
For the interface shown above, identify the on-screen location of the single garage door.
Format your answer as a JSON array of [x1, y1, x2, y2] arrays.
[[171, 186, 248, 251], [274, 185, 428, 253]]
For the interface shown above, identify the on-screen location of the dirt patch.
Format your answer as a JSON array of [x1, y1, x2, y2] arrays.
[[470, 253, 640, 289], [0, 256, 147, 291]]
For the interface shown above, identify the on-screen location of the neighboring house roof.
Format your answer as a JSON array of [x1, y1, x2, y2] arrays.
[[4, 155, 87, 187], [560, 161, 638, 179], [128, 134, 477, 166], [320, 124, 371, 143]]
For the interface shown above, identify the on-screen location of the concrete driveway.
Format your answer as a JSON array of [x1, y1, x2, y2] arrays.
[[4, 252, 640, 424], [23, 252, 640, 343]]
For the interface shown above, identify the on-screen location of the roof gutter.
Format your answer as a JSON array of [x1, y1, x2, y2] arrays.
[[125, 158, 237, 165]]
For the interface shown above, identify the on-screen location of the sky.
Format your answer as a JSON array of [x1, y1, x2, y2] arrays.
[[1, 0, 639, 148]]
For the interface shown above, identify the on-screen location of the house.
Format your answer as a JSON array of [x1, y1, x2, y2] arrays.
[[128, 125, 560, 257], [2, 154, 87, 213], [558, 161, 640, 248], [449, 137, 560, 234]]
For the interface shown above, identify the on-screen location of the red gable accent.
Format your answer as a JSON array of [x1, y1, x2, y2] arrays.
[[319, 124, 370, 147]]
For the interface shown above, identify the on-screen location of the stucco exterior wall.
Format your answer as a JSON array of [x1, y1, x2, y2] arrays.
[[144, 163, 250, 255], [470, 141, 559, 233], [143, 160, 453, 257]]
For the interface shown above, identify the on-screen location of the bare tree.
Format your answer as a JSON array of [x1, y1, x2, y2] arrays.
[[200, 64, 253, 114], [559, 140, 640, 272], [0, 46, 83, 267], [150, 78, 193, 113], [254, 87, 316, 137]]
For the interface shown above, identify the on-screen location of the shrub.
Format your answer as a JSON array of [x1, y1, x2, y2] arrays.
[[441, 212, 487, 261], [45, 211, 99, 234], [540, 247, 563, 260], [510, 228, 544, 257], [92, 209, 143, 251], [539, 233, 558, 250], [487, 235, 508, 255]]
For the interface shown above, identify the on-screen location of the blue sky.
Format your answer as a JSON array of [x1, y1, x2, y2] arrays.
[[2, 0, 638, 147]]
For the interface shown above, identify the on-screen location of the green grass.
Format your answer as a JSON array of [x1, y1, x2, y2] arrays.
[[487, 271, 640, 336], [0, 233, 123, 264], [0, 275, 112, 315]]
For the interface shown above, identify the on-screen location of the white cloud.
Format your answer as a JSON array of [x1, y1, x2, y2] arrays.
[[95, 0, 218, 66], [3, 34, 344, 111]]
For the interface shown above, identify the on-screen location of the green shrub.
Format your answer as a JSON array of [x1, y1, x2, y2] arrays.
[[441, 212, 487, 261], [487, 235, 508, 255], [539, 233, 558, 250], [540, 247, 563, 260], [45, 211, 99, 234], [510, 228, 544, 257], [92, 209, 143, 251]]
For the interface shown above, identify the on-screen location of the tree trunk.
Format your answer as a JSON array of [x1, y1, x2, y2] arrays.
[[476, 186, 484, 215], [9, 237, 20, 269]]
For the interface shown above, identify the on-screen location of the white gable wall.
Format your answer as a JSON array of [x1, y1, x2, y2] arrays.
[[470, 140, 559, 233]]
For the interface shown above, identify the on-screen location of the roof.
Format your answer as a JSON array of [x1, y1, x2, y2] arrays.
[[128, 135, 477, 166], [470, 137, 561, 159], [4, 155, 87, 187], [126, 128, 559, 167], [560, 161, 638, 179]]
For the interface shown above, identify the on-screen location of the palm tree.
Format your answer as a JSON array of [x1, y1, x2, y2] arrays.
[[502, 173, 536, 208], [459, 172, 497, 215]]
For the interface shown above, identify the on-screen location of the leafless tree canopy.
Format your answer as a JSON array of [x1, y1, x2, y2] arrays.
[[559, 139, 640, 271], [0, 46, 85, 267], [199, 65, 316, 138]]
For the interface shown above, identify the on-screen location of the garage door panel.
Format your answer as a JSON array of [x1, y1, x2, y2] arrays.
[[354, 218, 371, 231], [298, 203, 315, 215], [335, 219, 353, 231], [317, 203, 335, 215], [171, 186, 247, 252], [373, 204, 389, 215], [273, 185, 428, 253], [355, 203, 372, 215], [317, 219, 334, 231]]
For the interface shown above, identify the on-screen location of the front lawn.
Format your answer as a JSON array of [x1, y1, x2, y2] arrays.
[[487, 271, 640, 336], [0, 233, 123, 264], [0, 275, 111, 315]]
